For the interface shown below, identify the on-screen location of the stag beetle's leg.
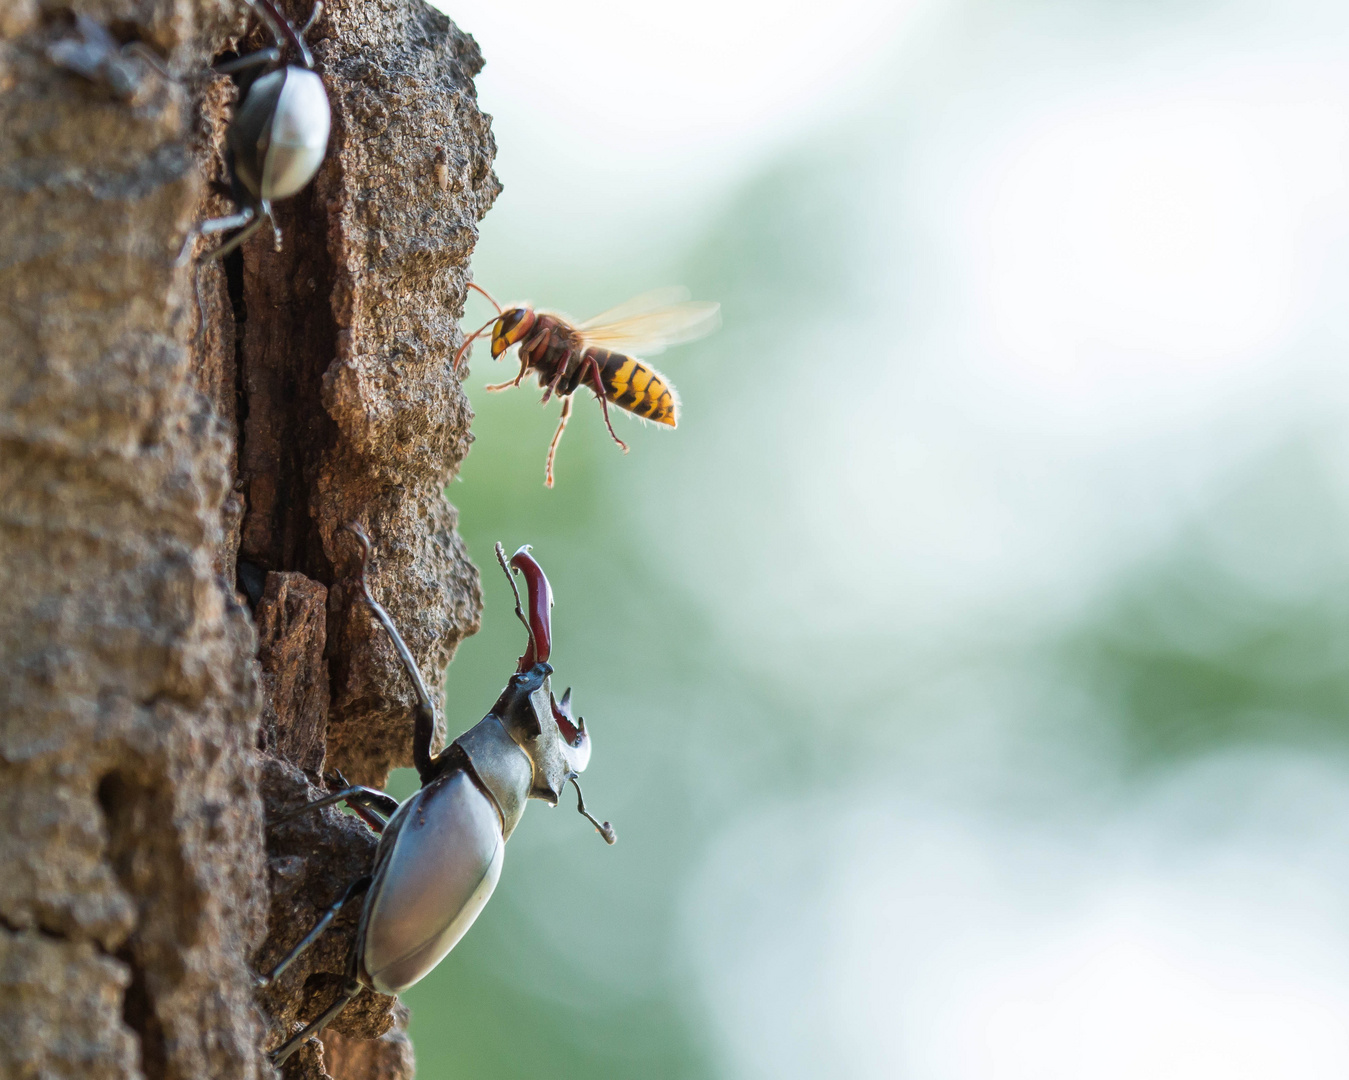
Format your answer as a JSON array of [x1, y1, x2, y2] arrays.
[[341, 523, 439, 782], [255, 875, 372, 990], [300, 0, 325, 34], [189, 263, 208, 347], [344, 801, 389, 834], [247, 0, 315, 67], [495, 542, 539, 664], [271, 786, 397, 829], [121, 41, 175, 81], [178, 206, 252, 340], [175, 208, 251, 267], [198, 208, 256, 236], [267, 969, 363, 1065], [325, 768, 398, 831], [569, 776, 616, 845], [213, 46, 280, 74], [203, 211, 267, 261]]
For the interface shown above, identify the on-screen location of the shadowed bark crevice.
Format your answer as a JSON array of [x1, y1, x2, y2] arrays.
[[236, 173, 343, 583], [117, 942, 169, 1080]]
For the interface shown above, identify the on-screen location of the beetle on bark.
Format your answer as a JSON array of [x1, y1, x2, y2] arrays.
[[182, 0, 331, 262], [258, 523, 614, 1066]]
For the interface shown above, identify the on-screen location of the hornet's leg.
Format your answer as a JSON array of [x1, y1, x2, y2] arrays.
[[519, 325, 549, 357], [545, 396, 573, 488], [255, 874, 372, 989], [487, 326, 549, 391], [539, 353, 569, 406], [485, 352, 529, 391], [580, 353, 629, 454]]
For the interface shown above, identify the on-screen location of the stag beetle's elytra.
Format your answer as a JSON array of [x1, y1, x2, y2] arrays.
[[258, 524, 614, 1066], [182, 0, 330, 263]]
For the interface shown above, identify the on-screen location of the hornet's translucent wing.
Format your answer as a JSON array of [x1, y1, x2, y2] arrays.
[[577, 287, 721, 357]]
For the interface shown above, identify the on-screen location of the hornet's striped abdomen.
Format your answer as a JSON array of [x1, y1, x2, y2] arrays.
[[591, 348, 678, 427]]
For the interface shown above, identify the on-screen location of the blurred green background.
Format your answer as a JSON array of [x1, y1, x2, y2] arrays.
[[395, 0, 1349, 1075]]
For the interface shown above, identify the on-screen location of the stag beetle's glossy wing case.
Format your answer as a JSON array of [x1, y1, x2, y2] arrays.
[[261, 67, 329, 199], [227, 68, 287, 196], [358, 770, 504, 995]]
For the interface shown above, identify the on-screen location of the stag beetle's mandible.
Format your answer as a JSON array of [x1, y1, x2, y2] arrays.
[[258, 523, 615, 1066], [182, 0, 330, 263]]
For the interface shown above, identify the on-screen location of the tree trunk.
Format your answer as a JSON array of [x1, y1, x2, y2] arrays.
[[0, 0, 495, 1076]]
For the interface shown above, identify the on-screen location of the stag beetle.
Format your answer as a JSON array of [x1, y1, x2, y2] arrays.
[[45, 13, 175, 101], [258, 523, 614, 1065], [183, 0, 330, 262]]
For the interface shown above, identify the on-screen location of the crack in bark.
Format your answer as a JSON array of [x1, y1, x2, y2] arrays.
[[97, 769, 176, 1080], [117, 942, 169, 1080], [235, 179, 341, 586]]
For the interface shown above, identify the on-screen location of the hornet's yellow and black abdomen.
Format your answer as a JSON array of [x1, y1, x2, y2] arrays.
[[592, 349, 678, 427]]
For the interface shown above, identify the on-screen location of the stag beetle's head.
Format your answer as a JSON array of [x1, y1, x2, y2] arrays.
[[488, 664, 589, 806], [487, 546, 593, 805], [552, 686, 591, 774], [489, 661, 551, 745]]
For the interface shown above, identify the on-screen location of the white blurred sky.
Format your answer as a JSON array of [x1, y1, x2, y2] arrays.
[[433, 0, 1349, 1076], [681, 750, 1349, 1080], [435, 0, 934, 257], [630, 0, 1349, 656]]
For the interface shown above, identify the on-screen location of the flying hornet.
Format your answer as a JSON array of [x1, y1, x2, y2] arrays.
[[455, 285, 721, 487]]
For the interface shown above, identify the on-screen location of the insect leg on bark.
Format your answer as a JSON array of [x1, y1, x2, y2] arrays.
[[255, 875, 373, 989]]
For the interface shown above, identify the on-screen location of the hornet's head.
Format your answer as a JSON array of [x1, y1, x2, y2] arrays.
[[491, 307, 536, 358]]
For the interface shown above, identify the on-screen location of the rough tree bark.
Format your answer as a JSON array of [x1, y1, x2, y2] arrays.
[[0, 0, 496, 1077]]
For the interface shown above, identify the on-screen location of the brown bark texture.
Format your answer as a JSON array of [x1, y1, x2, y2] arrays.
[[0, 0, 496, 1076]]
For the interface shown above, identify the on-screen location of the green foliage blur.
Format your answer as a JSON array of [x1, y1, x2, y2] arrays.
[[396, 0, 1349, 1075], [388, 164, 1349, 1080]]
